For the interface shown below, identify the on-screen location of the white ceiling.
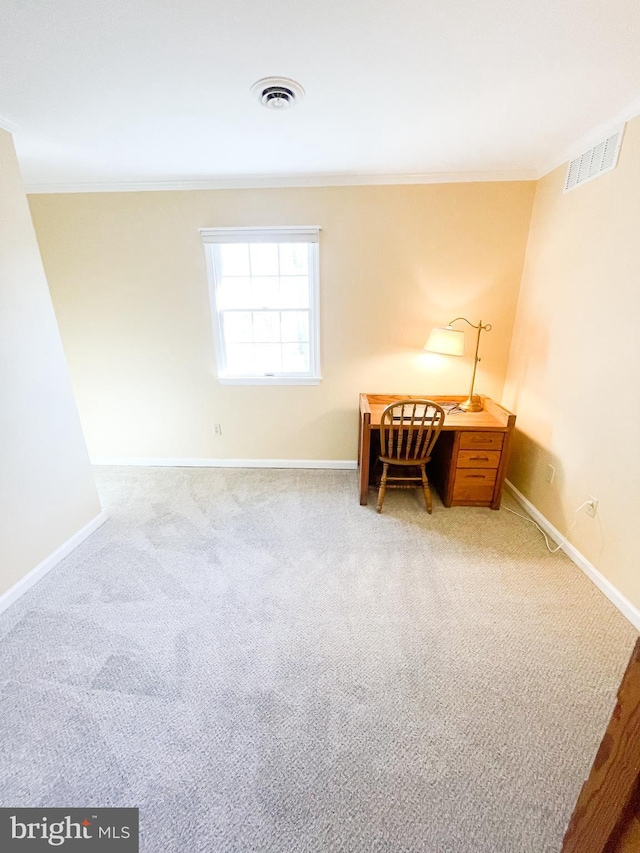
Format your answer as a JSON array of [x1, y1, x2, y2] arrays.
[[1, 0, 640, 190]]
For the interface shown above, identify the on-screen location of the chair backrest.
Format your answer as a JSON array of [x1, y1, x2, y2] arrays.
[[379, 399, 445, 462]]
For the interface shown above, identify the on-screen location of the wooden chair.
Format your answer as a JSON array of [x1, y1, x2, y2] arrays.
[[376, 399, 445, 514]]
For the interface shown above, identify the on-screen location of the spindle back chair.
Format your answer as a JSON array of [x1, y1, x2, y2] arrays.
[[376, 399, 445, 514]]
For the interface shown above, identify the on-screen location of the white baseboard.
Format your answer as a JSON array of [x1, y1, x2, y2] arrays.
[[505, 480, 640, 632], [0, 511, 109, 616], [91, 457, 358, 470]]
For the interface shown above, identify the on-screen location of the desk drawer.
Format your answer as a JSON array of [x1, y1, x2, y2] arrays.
[[459, 432, 504, 451], [457, 450, 501, 468], [452, 468, 497, 503]]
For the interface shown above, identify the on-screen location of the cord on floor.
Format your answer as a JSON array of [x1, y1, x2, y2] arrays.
[[503, 501, 590, 554]]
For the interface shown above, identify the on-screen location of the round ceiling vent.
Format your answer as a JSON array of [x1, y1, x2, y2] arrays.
[[251, 77, 305, 110]]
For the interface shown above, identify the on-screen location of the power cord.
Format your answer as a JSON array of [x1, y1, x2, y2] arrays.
[[503, 500, 590, 554]]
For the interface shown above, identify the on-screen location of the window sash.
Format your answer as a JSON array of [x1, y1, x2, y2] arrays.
[[202, 229, 320, 382]]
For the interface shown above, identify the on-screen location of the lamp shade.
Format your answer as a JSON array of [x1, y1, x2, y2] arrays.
[[424, 326, 465, 356]]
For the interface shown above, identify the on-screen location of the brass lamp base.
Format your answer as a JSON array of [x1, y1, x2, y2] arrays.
[[459, 396, 483, 413]]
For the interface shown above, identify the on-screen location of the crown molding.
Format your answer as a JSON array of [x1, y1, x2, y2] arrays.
[[0, 112, 19, 133], [14, 93, 640, 190], [537, 93, 640, 179], [24, 169, 537, 194]]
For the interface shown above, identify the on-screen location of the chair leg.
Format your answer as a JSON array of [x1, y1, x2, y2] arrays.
[[376, 463, 389, 513], [420, 465, 433, 514]]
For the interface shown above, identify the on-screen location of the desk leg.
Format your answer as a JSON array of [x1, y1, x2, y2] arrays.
[[492, 427, 513, 510], [358, 413, 371, 505]]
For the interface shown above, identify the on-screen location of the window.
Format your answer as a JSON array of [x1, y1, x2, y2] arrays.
[[201, 226, 321, 385]]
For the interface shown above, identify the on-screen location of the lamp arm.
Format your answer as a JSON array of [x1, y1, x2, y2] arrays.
[[448, 317, 493, 332]]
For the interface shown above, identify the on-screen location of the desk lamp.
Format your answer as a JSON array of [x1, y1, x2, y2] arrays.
[[424, 317, 492, 413]]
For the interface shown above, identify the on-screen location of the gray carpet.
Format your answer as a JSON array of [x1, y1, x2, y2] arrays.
[[0, 467, 636, 852]]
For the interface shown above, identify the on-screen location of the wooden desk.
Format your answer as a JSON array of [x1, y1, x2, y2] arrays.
[[358, 394, 516, 509]]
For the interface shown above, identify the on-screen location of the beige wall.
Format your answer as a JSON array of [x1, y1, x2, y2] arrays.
[[0, 130, 101, 597], [504, 115, 640, 608], [23, 131, 640, 607], [29, 181, 535, 461]]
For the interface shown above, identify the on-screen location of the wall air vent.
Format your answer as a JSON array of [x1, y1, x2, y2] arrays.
[[564, 127, 624, 193]]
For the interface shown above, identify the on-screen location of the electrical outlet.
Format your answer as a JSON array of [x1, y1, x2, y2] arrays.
[[213, 424, 222, 436], [546, 464, 555, 484], [585, 496, 599, 518]]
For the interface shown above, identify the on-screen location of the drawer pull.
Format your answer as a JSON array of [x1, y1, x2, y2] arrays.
[[466, 474, 486, 479], [469, 456, 489, 461]]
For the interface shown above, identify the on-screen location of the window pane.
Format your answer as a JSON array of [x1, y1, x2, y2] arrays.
[[279, 243, 308, 276], [250, 244, 279, 276], [218, 277, 252, 309], [226, 343, 255, 373], [281, 311, 309, 342], [252, 311, 280, 342], [282, 343, 309, 373], [220, 244, 250, 277], [251, 277, 280, 309], [255, 343, 282, 373], [279, 276, 309, 308], [223, 311, 253, 342]]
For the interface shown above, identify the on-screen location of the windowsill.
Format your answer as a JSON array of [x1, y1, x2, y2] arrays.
[[217, 376, 322, 386]]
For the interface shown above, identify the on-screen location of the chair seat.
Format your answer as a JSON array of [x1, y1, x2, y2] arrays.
[[378, 456, 432, 466]]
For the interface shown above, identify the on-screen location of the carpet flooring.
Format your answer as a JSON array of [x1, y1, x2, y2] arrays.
[[0, 467, 637, 852]]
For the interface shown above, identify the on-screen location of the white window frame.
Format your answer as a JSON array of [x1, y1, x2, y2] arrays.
[[200, 226, 321, 385]]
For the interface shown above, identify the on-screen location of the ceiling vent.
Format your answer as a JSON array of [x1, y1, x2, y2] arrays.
[[564, 127, 624, 193], [251, 77, 305, 110]]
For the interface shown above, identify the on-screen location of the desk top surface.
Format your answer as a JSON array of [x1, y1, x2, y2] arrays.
[[360, 394, 515, 431]]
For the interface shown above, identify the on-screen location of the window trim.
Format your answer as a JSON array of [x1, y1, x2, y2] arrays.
[[200, 226, 322, 386]]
